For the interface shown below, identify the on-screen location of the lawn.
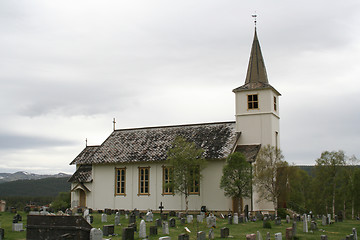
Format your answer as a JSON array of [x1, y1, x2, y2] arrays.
[[0, 211, 359, 239]]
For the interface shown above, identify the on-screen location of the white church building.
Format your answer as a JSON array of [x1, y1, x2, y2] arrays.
[[69, 28, 281, 213]]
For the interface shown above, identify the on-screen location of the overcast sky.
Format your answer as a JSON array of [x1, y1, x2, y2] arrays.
[[1, 0, 360, 174]]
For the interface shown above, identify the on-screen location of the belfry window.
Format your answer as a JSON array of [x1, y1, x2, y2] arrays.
[[248, 94, 259, 109]]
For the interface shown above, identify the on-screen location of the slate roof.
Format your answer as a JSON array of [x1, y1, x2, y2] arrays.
[[234, 144, 261, 163], [233, 28, 281, 96], [70, 121, 239, 165], [68, 164, 92, 183]]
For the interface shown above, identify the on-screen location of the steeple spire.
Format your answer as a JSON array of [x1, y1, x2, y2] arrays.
[[244, 28, 268, 85]]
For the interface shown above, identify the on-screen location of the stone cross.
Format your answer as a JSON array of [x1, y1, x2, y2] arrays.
[[159, 202, 164, 214]]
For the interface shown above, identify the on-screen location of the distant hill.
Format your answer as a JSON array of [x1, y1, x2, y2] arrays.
[[0, 171, 70, 183], [0, 177, 71, 197]]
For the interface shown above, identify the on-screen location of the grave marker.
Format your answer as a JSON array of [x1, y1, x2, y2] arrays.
[[149, 226, 158, 236], [122, 227, 134, 240], [170, 218, 176, 227], [220, 227, 229, 238], [197, 231, 206, 240], [103, 225, 114, 236], [257, 230, 263, 240], [274, 232, 282, 240], [162, 221, 169, 235], [139, 220, 147, 238], [90, 228, 103, 240], [178, 233, 189, 240]]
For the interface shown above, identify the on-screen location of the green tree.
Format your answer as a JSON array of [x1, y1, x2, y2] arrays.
[[220, 152, 252, 213], [166, 136, 206, 214], [287, 167, 312, 214], [50, 192, 71, 212], [353, 168, 360, 218], [253, 145, 286, 216], [315, 150, 346, 218]]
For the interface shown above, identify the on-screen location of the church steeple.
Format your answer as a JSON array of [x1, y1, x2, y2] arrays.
[[244, 28, 268, 85]]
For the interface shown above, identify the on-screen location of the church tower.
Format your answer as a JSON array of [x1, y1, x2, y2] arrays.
[[233, 28, 281, 149]]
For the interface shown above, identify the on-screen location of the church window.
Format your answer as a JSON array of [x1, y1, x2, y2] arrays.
[[274, 96, 277, 111], [162, 166, 173, 194], [138, 167, 150, 195], [115, 168, 126, 195], [248, 94, 258, 109], [189, 167, 200, 195]]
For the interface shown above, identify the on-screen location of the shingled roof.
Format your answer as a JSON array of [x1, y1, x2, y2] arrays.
[[68, 164, 92, 183], [70, 121, 239, 165]]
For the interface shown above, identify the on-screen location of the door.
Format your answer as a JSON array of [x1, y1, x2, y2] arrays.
[[79, 189, 86, 208]]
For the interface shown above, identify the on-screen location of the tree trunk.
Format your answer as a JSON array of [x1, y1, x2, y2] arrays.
[[352, 199, 355, 219], [332, 182, 336, 219], [185, 194, 189, 215]]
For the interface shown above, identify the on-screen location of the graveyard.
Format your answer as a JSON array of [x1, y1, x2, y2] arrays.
[[0, 209, 359, 239]]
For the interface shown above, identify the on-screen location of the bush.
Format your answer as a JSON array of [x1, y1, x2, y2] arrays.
[[263, 221, 272, 229], [50, 192, 70, 212], [277, 208, 287, 218]]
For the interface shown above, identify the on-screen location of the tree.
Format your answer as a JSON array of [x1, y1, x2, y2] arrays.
[[166, 136, 206, 214], [50, 192, 71, 212], [220, 152, 252, 213], [253, 145, 286, 216], [315, 150, 346, 218]]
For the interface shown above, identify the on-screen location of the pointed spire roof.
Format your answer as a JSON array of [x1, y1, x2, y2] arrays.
[[233, 28, 280, 95]]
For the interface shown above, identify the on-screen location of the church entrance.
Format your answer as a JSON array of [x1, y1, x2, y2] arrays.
[[79, 189, 86, 208]]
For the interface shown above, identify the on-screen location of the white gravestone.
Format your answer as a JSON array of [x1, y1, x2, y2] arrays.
[[162, 221, 169, 235], [90, 228, 103, 240], [139, 219, 147, 238], [12, 223, 23, 232], [206, 214, 216, 228], [233, 213, 239, 224], [101, 213, 107, 223], [83, 209, 89, 218], [274, 232, 282, 240], [146, 211, 153, 222], [187, 215, 193, 223], [159, 237, 171, 240], [257, 230, 263, 240], [303, 214, 308, 233], [197, 215, 204, 223]]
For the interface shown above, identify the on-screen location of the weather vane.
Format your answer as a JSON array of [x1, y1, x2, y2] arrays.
[[252, 12, 257, 28], [113, 118, 116, 131]]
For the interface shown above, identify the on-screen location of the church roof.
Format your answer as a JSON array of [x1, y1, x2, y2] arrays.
[[233, 28, 280, 95], [68, 164, 92, 183], [70, 121, 239, 165]]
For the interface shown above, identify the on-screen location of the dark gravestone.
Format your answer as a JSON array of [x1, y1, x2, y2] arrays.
[[275, 217, 281, 225], [156, 218, 162, 227], [310, 221, 317, 231], [292, 221, 297, 237], [0, 228, 4, 240], [133, 209, 140, 217], [228, 216, 233, 225], [221, 227, 229, 238], [169, 211, 176, 217], [103, 225, 115, 236], [178, 233, 190, 240], [89, 215, 94, 224], [244, 205, 249, 220], [88, 208, 93, 214], [285, 227, 293, 240], [97, 210, 103, 214], [122, 227, 134, 240], [26, 215, 92, 240], [239, 215, 244, 223], [105, 209, 112, 215], [149, 226, 158, 236], [161, 213, 168, 221], [77, 208, 83, 214], [170, 218, 176, 227], [128, 223, 137, 232], [180, 218, 186, 224], [320, 235, 328, 240], [129, 213, 136, 224], [119, 209, 126, 215]]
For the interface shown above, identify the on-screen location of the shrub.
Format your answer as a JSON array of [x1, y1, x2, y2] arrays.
[[263, 221, 272, 229], [277, 208, 287, 218]]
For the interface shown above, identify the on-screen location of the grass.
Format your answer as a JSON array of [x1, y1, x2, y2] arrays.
[[0, 211, 359, 239]]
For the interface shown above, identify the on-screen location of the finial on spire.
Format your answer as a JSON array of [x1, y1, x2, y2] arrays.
[[252, 12, 257, 28], [113, 118, 116, 131], [85, 138, 88, 147]]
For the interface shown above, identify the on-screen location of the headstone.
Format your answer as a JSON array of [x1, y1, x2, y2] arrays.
[[322, 215, 327, 225], [303, 214, 308, 233], [292, 221, 297, 237], [83, 209, 89, 217], [178, 233, 189, 240], [197, 231, 206, 240], [274, 232, 282, 240], [275, 217, 281, 225], [150, 226, 158, 236], [257, 230, 263, 240], [159, 237, 171, 240], [285, 227, 293, 240], [86, 215, 92, 224], [101, 213, 107, 223], [353, 228, 358, 240], [139, 220, 147, 238], [209, 228, 215, 239], [310, 221, 317, 231], [129, 212, 136, 224], [180, 218, 186, 224], [197, 214, 204, 223], [228, 216, 233, 225], [103, 225, 114, 236], [122, 227, 134, 240], [320, 235, 328, 240], [266, 232, 271, 240], [307, 215, 311, 222], [206, 214, 216, 228], [187, 215, 193, 223], [115, 215, 120, 225], [233, 213, 239, 224], [0, 228, 4, 240], [327, 214, 331, 224], [239, 215, 244, 223], [246, 233, 256, 240], [286, 215, 290, 223], [220, 227, 229, 238], [128, 223, 137, 232], [90, 228, 103, 240], [12, 223, 23, 232], [348, 234, 354, 240], [169, 211, 176, 216], [146, 211, 154, 222], [161, 213, 168, 221], [170, 218, 176, 227], [125, 213, 129, 219], [156, 218, 162, 227], [162, 221, 169, 235]]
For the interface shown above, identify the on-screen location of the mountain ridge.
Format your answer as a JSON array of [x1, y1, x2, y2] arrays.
[[0, 171, 71, 183]]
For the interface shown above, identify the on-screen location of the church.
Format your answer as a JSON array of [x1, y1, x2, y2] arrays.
[[69, 27, 281, 213]]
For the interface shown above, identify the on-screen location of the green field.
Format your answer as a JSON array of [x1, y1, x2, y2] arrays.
[[0, 211, 359, 239]]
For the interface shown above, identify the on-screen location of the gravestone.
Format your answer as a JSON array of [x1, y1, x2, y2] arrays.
[[292, 221, 297, 237], [139, 220, 147, 238], [169, 211, 176, 217], [244, 205, 249, 221], [206, 214, 216, 228], [187, 215, 193, 223], [0, 228, 4, 240], [228, 216, 233, 225], [209, 228, 215, 239], [274, 232, 282, 240], [170, 218, 176, 227], [197, 231, 206, 240], [220, 227, 229, 238], [266, 232, 271, 240], [86, 215, 92, 224], [257, 230, 263, 240], [320, 235, 328, 240], [101, 213, 107, 223], [310, 221, 317, 231], [125, 213, 129, 219], [103, 225, 114, 236], [239, 215, 244, 223], [327, 214, 331, 224], [286, 215, 290, 223], [275, 217, 281, 225], [90, 228, 103, 240], [149, 226, 158, 236], [348, 234, 354, 240], [303, 214, 308, 233], [146, 211, 154, 222], [139, 212, 145, 219], [115, 215, 120, 226], [162, 221, 169, 235], [161, 213, 168, 221], [129, 212, 136, 224], [197, 214, 204, 223], [128, 223, 137, 232], [256, 212, 263, 221], [178, 233, 189, 240], [246, 233, 256, 240], [83, 209, 89, 218], [12, 223, 23, 232], [285, 227, 293, 240], [105, 208, 112, 215], [156, 218, 162, 227], [233, 213, 238, 224], [322, 215, 327, 225], [353, 228, 358, 240], [180, 218, 186, 224], [307, 215, 311, 222], [122, 227, 134, 240], [159, 237, 171, 240]]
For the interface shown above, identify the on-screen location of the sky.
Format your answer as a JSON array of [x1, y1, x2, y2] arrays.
[[1, 0, 360, 174]]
